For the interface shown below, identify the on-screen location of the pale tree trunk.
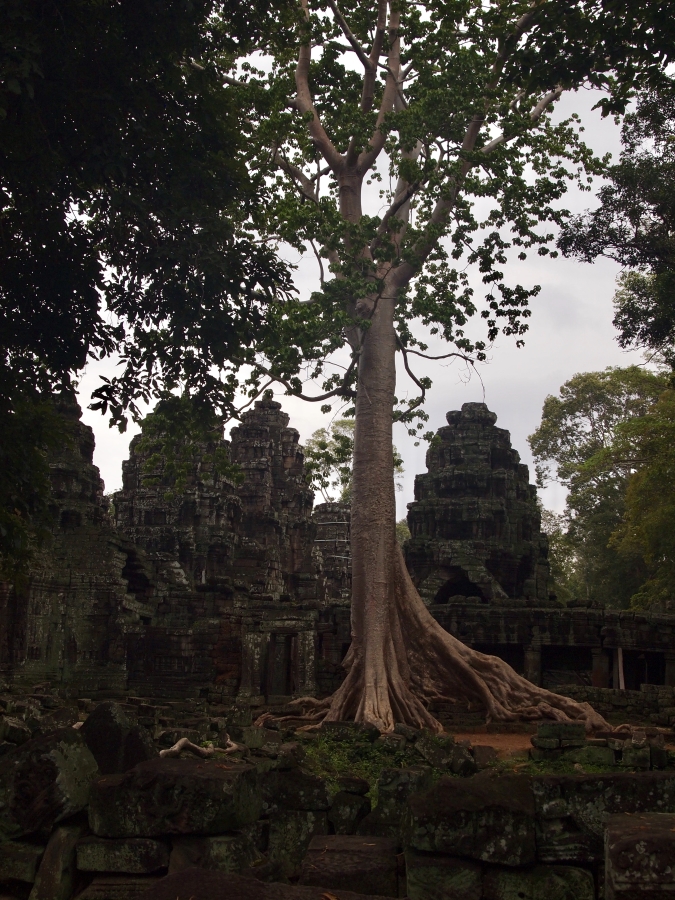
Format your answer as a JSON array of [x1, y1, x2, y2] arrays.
[[320, 284, 609, 733], [261, 0, 612, 734]]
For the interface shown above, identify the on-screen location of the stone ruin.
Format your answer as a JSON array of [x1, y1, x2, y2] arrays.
[[404, 402, 550, 606], [2, 398, 675, 899], [3, 396, 675, 713]]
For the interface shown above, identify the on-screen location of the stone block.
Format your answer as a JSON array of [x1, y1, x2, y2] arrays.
[[605, 813, 675, 898], [537, 723, 586, 743], [267, 810, 328, 879], [337, 775, 370, 796], [357, 767, 433, 838], [81, 704, 158, 775], [28, 825, 81, 900], [404, 851, 482, 900], [0, 841, 45, 883], [77, 838, 169, 874], [74, 875, 160, 900], [531, 737, 560, 750], [328, 791, 371, 834], [229, 726, 267, 749], [0, 716, 31, 746], [483, 865, 595, 900], [533, 772, 675, 864], [299, 835, 398, 897], [414, 733, 455, 768], [262, 767, 330, 811], [169, 833, 259, 875], [142, 868, 403, 900], [472, 745, 498, 770], [620, 745, 650, 768], [565, 746, 616, 768], [88, 759, 261, 837], [0, 728, 99, 841], [651, 744, 669, 769], [403, 773, 535, 867]]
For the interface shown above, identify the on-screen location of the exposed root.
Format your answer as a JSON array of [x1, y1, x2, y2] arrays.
[[158, 735, 245, 758], [262, 544, 613, 735]]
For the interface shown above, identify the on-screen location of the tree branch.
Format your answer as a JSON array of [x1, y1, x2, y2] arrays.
[[295, 0, 344, 172], [326, 0, 372, 71], [274, 148, 319, 203], [356, 3, 402, 175], [234, 355, 358, 403]]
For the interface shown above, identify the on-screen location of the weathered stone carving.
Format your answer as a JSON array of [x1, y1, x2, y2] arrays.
[[405, 402, 550, 606]]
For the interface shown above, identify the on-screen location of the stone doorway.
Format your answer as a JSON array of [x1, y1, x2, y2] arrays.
[[263, 633, 298, 698]]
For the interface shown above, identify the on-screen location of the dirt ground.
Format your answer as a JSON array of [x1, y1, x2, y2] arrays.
[[454, 732, 533, 759]]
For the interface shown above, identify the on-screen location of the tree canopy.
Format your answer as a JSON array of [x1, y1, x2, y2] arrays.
[[559, 79, 675, 361], [1, 0, 294, 413], [529, 366, 668, 607], [0, 0, 293, 573]]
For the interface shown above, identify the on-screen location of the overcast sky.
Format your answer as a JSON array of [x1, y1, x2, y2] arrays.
[[77, 88, 644, 518]]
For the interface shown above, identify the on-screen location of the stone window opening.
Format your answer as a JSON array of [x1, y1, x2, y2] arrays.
[[433, 567, 486, 604]]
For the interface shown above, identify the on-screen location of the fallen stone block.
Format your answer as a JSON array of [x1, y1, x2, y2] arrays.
[[0, 728, 99, 841], [262, 767, 331, 811], [88, 758, 260, 837], [357, 767, 433, 838], [73, 875, 160, 900], [267, 810, 328, 879], [28, 825, 81, 900], [534, 773, 675, 864], [298, 835, 398, 897], [404, 851, 482, 900], [537, 723, 585, 745], [80, 703, 157, 775], [77, 838, 169, 874], [328, 791, 371, 834], [0, 841, 45, 883], [472, 745, 498, 770], [403, 773, 535, 866], [605, 812, 675, 898], [0, 716, 31, 746], [483, 864, 595, 900], [143, 868, 399, 900], [168, 833, 260, 874]]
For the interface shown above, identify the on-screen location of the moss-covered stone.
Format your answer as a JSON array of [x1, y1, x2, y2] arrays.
[[405, 851, 482, 900], [88, 759, 260, 838], [267, 809, 328, 879], [482, 865, 595, 900], [169, 834, 259, 875], [77, 838, 169, 874], [403, 773, 536, 867]]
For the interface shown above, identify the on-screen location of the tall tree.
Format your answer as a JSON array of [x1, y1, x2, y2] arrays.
[[529, 366, 667, 608], [605, 385, 675, 611], [559, 79, 675, 360], [192, 0, 671, 732], [0, 0, 293, 573]]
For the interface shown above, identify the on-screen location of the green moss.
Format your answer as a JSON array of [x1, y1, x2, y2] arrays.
[[299, 735, 438, 804]]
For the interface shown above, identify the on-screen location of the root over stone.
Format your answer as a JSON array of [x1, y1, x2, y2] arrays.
[[261, 544, 610, 734]]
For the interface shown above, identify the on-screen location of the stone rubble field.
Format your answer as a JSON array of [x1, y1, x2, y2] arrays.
[[1, 691, 675, 899]]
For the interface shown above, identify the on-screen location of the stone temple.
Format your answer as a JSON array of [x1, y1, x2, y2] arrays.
[[2, 397, 675, 716]]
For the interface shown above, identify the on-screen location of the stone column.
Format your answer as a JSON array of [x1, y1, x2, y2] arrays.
[[295, 630, 317, 697], [524, 645, 542, 686], [591, 648, 610, 688], [237, 630, 268, 703], [665, 652, 675, 688]]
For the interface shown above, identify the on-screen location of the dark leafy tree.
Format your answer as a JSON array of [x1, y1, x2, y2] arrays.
[[0, 0, 293, 572], [558, 80, 675, 360], [529, 366, 668, 608]]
